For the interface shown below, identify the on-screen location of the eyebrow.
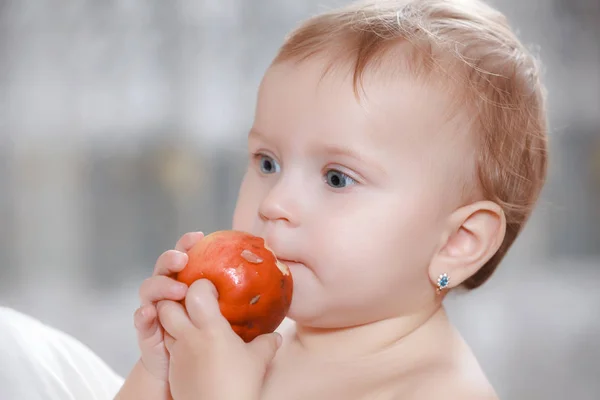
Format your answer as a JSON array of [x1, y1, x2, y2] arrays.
[[248, 128, 386, 175], [320, 144, 386, 175], [248, 129, 268, 141]]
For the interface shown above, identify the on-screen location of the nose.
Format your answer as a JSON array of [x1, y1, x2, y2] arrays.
[[258, 178, 300, 226]]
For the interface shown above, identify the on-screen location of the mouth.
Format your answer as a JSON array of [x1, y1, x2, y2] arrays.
[[278, 258, 302, 265], [261, 240, 297, 275], [277, 258, 305, 271]]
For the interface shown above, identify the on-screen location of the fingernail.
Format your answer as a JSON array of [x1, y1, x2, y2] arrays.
[[174, 251, 188, 264], [275, 332, 283, 348]]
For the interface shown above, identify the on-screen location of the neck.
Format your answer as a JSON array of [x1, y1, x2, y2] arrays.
[[290, 304, 450, 360]]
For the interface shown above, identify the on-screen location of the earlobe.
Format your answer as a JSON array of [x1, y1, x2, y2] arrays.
[[429, 201, 506, 291]]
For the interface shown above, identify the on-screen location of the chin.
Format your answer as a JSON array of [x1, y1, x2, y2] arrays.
[[279, 261, 342, 326], [283, 273, 321, 323], [285, 293, 342, 328], [287, 293, 386, 329]]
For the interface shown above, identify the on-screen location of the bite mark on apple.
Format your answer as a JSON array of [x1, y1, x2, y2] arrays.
[[241, 249, 263, 264]]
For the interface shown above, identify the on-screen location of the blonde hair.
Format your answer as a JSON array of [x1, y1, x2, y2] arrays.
[[272, 0, 548, 289]]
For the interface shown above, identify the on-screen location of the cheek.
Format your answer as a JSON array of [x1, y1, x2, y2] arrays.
[[309, 194, 438, 297]]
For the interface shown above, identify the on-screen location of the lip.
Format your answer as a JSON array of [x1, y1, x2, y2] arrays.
[[276, 258, 305, 268], [277, 258, 301, 265], [260, 238, 303, 267]]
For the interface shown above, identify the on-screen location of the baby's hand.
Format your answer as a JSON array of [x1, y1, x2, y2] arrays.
[[133, 231, 204, 382], [157, 279, 282, 400]]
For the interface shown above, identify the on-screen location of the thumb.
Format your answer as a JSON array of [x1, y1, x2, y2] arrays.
[[248, 332, 283, 365]]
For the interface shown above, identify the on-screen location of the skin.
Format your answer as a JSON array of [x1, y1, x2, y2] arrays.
[[117, 51, 507, 399], [231, 54, 506, 399]]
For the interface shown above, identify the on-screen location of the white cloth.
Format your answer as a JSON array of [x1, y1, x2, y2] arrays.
[[0, 307, 124, 400]]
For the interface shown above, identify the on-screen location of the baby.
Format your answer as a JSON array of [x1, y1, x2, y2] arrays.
[[116, 0, 548, 399]]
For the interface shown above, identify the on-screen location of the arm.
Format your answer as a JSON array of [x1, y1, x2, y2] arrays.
[[116, 231, 205, 400], [114, 359, 172, 400]]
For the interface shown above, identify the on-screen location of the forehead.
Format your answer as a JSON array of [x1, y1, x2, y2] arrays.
[[253, 56, 476, 207], [254, 56, 461, 156]]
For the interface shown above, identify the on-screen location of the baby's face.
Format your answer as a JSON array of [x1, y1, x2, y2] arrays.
[[232, 56, 472, 328]]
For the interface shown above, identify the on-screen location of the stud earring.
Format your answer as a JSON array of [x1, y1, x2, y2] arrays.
[[436, 273, 450, 293]]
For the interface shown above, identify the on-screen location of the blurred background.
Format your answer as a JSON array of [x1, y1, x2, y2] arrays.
[[0, 0, 598, 398]]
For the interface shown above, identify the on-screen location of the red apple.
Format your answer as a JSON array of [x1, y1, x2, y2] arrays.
[[175, 230, 293, 342]]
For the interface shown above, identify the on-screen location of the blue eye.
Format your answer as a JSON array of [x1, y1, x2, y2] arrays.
[[258, 154, 280, 174], [325, 170, 355, 188]]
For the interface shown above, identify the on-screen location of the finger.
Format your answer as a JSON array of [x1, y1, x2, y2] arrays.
[[134, 304, 163, 344], [157, 300, 194, 340], [174, 231, 204, 253], [153, 249, 189, 277], [133, 304, 157, 335], [139, 276, 188, 305], [185, 279, 229, 331], [164, 331, 175, 354], [248, 332, 282, 365]]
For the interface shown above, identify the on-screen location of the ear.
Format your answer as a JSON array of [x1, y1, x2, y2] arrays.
[[429, 201, 506, 291]]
